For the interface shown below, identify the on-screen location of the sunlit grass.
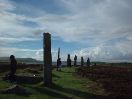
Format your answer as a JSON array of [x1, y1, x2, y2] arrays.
[[0, 67, 106, 99]]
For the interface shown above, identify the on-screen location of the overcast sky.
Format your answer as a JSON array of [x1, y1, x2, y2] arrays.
[[0, 0, 132, 62]]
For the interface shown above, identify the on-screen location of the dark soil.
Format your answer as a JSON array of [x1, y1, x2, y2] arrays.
[[75, 66, 132, 98]]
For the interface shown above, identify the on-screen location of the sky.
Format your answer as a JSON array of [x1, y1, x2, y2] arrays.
[[0, 0, 132, 62]]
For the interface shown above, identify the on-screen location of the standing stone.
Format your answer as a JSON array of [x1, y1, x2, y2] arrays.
[[58, 48, 60, 59], [43, 33, 52, 87], [57, 48, 60, 71], [67, 54, 71, 67], [74, 55, 77, 66], [87, 57, 90, 67], [81, 57, 84, 67]]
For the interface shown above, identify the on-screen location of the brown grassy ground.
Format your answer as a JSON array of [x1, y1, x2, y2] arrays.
[[75, 65, 132, 98]]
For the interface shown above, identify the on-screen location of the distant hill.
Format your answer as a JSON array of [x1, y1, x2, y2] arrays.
[[0, 57, 10, 62], [0, 57, 109, 65], [17, 58, 38, 63], [0, 57, 39, 64]]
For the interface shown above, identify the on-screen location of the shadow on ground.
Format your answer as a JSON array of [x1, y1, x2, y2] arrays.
[[2, 73, 61, 84], [17, 76, 43, 84], [2, 75, 43, 84], [28, 83, 115, 99], [16, 74, 60, 84], [59, 70, 74, 74], [52, 74, 61, 78]]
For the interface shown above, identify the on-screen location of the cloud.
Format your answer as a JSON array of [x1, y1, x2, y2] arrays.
[[1, 0, 132, 44], [0, 47, 59, 61], [24, 0, 132, 45], [0, 0, 44, 45], [0, 0, 15, 11], [0, 0, 132, 61], [0, 47, 40, 58], [72, 44, 132, 62]]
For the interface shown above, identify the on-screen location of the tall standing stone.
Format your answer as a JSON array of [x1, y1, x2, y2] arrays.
[[43, 33, 52, 87]]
